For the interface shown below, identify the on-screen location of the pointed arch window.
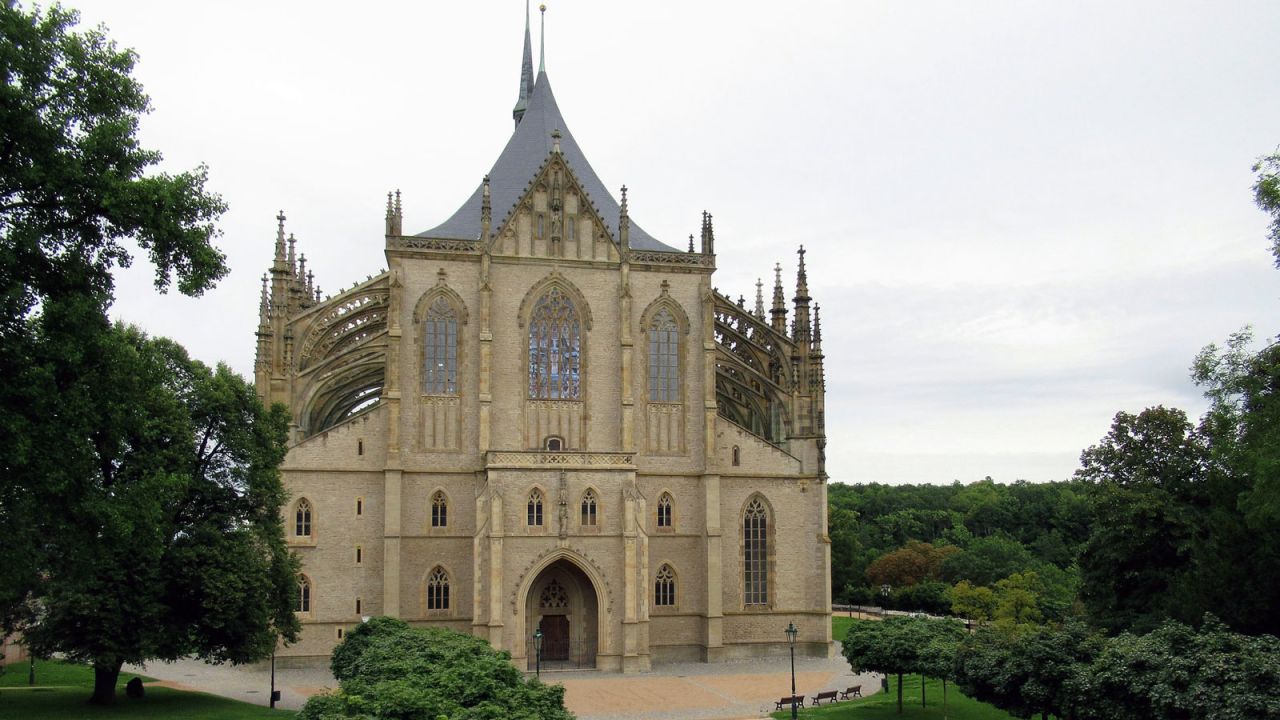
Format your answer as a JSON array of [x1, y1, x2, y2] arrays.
[[581, 489, 598, 527], [655, 564, 676, 607], [744, 498, 769, 606], [657, 492, 673, 528], [295, 499, 313, 538], [648, 307, 680, 402], [297, 575, 312, 613], [431, 491, 448, 528], [427, 567, 450, 611], [423, 296, 458, 395], [528, 489, 544, 526], [528, 287, 581, 399]]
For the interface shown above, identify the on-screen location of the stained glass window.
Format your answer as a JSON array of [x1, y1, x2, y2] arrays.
[[528, 288, 581, 399], [657, 492, 673, 528], [528, 489, 544, 526], [648, 308, 679, 402], [744, 498, 768, 605], [431, 491, 448, 528], [655, 564, 676, 607], [423, 296, 458, 395], [427, 567, 449, 610], [295, 499, 312, 537]]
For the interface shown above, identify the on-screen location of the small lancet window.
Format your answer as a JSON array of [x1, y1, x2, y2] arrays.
[[655, 564, 676, 607], [657, 492, 673, 528], [732, 446, 741, 466], [423, 296, 459, 395], [528, 489, 544, 526], [581, 489, 598, 527], [296, 576, 311, 613], [427, 567, 450, 610], [431, 491, 448, 528], [295, 499, 313, 537], [648, 307, 680, 402], [528, 287, 581, 400]]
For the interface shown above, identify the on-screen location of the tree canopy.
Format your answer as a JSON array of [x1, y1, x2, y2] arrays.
[[302, 618, 574, 720]]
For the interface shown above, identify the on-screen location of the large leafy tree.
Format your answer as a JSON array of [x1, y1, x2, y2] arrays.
[[20, 326, 300, 703], [842, 616, 963, 714], [954, 621, 1103, 720], [302, 617, 573, 720], [0, 3, 298, 705]]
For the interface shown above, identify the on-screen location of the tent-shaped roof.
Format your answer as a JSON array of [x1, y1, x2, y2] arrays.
[[417, 70, 677, 252]]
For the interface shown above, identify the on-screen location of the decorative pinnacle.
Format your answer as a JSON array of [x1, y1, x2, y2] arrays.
[[551, 128, 562, 154], [755, 278, 765, 317], [385, 192, 393, 218], [619, 185, 628, 215], [539, 4, 547, 74], [688, 234, 695, 253], [274, 211, 287, 262], [813, 303, 823, 347], [796, 244, 809, 298], [287, 233, 297, 274], [394, 189, 402, 214], [259, 273, 269, 310]]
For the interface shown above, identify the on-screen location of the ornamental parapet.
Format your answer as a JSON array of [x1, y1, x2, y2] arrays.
[[485, 450, 636, 470], [386, 236, 482, 253], [628, 249, 715, 268]]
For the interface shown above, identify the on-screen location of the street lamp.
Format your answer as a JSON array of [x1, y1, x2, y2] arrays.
[[785, 622, 799, 720], [533, 628, 543, 679]]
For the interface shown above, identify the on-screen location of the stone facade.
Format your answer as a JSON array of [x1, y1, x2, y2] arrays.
[[254, 11, 830, 672]]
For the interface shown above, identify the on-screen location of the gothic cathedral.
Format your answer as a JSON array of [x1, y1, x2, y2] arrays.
[[255, 7, 830, 671]]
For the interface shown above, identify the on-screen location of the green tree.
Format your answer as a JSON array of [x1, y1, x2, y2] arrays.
[[302, 617, 573, 720], [1076, 615, 1280, 720], [940, 535, 1034, 587], [0, 0, 228, 642], [18, 326, 299, 704], [949, 580, 997, 625], [842, 616, 960, 714], [1075, 407, 1204, 634], [1254, 149, 1280, 268], [993, 572, 1044, 631], [954, 621, 1103, 720]]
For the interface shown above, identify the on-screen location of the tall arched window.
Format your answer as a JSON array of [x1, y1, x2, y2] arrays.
[[648, 307, 680, 402], [431, 491, 448, 528], [427, 567, 450, 610], [657, 492, 673, 528], [295, 499, 313, 538], [528, 287, 581, 399], [423, 296, 458, 395], [655, 564, 676, 607], [297, 575, 312, 613], [744, 498, 768, 606], [581, 489, 598, 526], [527, 489, 544, 526]]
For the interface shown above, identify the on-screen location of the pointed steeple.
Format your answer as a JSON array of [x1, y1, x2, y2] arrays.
[[538, 4, 547, 74], [512, 0, 536, 127], [793, 245, 811, 342], [770, 263, 787, 334], [754, 278, 765, 318], [273, 211, 287, 268]]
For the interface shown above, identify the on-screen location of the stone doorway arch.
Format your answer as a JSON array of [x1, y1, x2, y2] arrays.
[[525, 558, 599, 669]]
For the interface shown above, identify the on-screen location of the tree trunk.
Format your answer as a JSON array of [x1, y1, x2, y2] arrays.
[[897, 672, 903, 714], [922, 674, 927, 707], [943, 679, 949, 720], [89, 658, 123, 705]]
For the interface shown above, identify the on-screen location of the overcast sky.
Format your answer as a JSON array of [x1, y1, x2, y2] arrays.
[[75, 0, 1280, 485]]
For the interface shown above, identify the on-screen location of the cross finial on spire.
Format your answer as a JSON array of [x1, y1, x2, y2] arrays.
[[273, 211, 287, 263]]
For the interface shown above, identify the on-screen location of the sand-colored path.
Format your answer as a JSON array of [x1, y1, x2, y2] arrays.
[[126, 644, 881, 719]]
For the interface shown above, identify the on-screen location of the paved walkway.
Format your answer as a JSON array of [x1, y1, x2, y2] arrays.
[[126, 644, 881, 719]]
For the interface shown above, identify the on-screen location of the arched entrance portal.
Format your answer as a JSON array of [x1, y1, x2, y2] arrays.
[[526, 559, 598, 669]]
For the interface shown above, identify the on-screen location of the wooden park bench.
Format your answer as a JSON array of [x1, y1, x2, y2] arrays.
[[812, 690, 839, 705], [775, 695, 804, 711], [839, 685, 863, 700]]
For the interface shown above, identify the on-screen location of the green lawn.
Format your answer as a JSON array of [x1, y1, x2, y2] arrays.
[[771, 674, 1024, 719], [786, 616, 1030, 720], [0, 660, 292, 719]]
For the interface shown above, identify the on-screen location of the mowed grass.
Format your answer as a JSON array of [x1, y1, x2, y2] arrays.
[[0, 660, 293, 719], [770, 674, 1026, 719], [776, 615, 1032, 719]]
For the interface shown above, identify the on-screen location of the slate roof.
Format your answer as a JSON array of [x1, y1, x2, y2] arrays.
[[417, 71, 677, 252]]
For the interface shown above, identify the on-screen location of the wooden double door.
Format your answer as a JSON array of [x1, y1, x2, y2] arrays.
[[538, 615, 570, 661]]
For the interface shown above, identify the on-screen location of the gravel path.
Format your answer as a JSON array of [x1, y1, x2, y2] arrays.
[[125, 642, 881, 719]]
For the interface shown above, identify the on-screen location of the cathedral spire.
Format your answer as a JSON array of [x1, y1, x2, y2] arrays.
[[512, 0, 536, 127], [273, 210, 287, 267], [538, 4, 547, 74], [770, 262, 787, 334], [793, 245, 811, 342]]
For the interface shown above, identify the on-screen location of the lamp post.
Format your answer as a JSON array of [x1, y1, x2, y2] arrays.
[[533, 628, 543, 679], [785, 622, 799, 720]]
